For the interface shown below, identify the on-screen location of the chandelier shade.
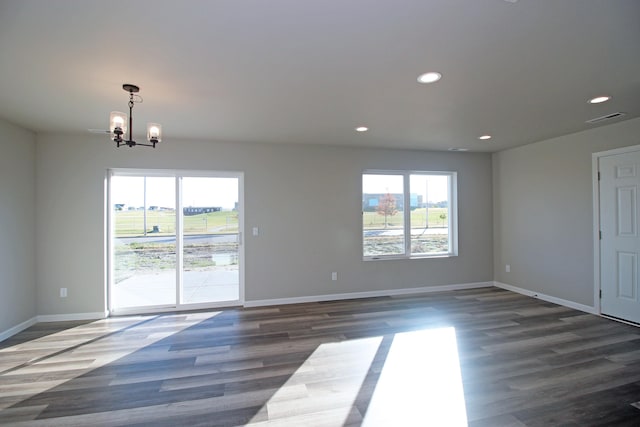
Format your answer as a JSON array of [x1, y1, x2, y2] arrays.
[[109, 111, 127, 135], [147, 123, 162, 143]]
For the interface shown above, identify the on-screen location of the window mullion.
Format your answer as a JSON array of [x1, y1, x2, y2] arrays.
[[449, 173, 458, 255], [176, 176, 183, 306], [106, 170, 114, 313], [404, 173, 411, 256]]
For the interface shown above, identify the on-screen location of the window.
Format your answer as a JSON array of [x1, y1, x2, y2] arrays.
[[362, 171, 457, 259]]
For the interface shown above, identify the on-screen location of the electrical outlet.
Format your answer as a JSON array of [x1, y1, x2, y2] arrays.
[[60, 288, 68, 298], [252, 227, 259, 236], [331, 272, 338, 281], [505, 264, 511, 273]]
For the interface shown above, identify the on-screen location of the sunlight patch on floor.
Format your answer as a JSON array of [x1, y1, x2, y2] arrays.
[[0, 312, 219, 410], [362, 327, 468, 426], [248, 336, 383, 425]]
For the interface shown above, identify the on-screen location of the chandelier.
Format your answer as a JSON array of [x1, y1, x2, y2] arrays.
[[109, 84, 162, 148]]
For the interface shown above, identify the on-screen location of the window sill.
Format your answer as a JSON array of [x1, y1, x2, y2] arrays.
[[363, 253, 457, 261]]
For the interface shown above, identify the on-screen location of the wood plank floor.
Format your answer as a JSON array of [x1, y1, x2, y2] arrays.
[[1, 287, 640, 426]]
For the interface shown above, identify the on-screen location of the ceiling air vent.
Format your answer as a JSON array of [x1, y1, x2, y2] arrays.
[[586, 112, 626, 124]]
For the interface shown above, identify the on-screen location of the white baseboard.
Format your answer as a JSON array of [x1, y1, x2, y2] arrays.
[[244, 282, 493, 308], [36, 311, 108, 323], [0, 316, 38, 342], [1, 282, 603, 341], [493, 281, 597, 314]]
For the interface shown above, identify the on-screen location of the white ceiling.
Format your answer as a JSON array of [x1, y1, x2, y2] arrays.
[[0, 0, 638, 152]]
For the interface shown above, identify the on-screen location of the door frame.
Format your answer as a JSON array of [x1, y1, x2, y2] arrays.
[[106, 168, 245, 316], [592, 144, 640, 318]]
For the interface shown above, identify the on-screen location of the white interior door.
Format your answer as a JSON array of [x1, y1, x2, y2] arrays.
[[600, 149, 640, 324]]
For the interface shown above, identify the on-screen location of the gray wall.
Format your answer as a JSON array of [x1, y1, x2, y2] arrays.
[[493, 117, 640, 306], [35, 133, 493, 316], [0, 119, 37, 332], [6, 113, 638, 328]]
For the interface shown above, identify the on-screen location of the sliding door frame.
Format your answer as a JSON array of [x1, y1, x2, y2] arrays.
[[107, 168, 244, 315]]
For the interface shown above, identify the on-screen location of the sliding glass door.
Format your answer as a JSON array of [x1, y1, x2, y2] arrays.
[[109, 170, 242, 314], [111, 176, 177, 309], [182, 177, 240, 304]]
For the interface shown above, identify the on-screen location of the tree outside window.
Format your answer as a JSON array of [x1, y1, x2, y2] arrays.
[[377, 193, 398, 228]]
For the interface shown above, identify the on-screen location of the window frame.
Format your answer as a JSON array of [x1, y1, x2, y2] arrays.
[[362, 169, 458, 261]]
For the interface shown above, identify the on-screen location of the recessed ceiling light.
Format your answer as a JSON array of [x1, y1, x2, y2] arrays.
[[588, 96, 611, 104], [417, 72, 442, 84], [355, 126, 369, 132], [448, 148, 468, 152], [478, 135, 492, 140]]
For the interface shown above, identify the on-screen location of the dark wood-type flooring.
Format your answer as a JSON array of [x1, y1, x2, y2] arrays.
[[1, 287, 640, 426]]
